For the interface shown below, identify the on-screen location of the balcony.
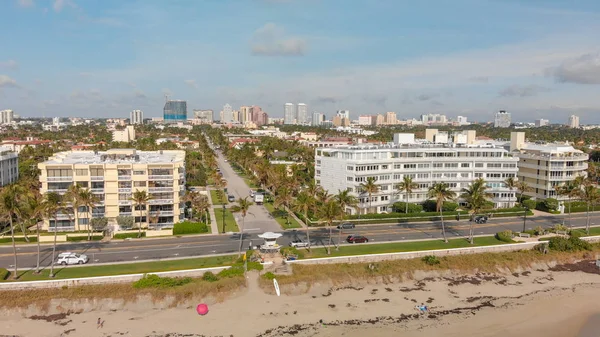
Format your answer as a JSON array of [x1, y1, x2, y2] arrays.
[[148, 199, 174, 205], [150, 210, 174, 216], [119, 212, 133, 216], [150, 222, 174, 229], [118, 175, 132, 180], [91, 188, 105, 193], [90, 176, 104, 181], [92, 213, 105, 218], [118, 200, 131, 206], [47, 176, 73, 182], [48, 226, 76, 232], [179, 173, 185, 180], [118, 188, 132, 193], [148, 187, 173, 193], [56, 213, 73, 220], [149, 175, 173, 180], [48, 188, 68, 194], [94, 201, 105, 206]]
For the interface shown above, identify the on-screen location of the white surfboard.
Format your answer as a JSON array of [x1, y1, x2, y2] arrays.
[[273, 278, 281, 297]]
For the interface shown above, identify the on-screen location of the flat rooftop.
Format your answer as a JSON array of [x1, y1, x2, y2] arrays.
[[42, 149, 185, 165], [320, 141, 508, 151]]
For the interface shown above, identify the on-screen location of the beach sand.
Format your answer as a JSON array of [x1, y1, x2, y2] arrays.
[[1, 261, 600, 337]]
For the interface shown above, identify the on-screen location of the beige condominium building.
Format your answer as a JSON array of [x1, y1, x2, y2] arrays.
[[38, 149, 186, 231], [510, 132, 588, 200]]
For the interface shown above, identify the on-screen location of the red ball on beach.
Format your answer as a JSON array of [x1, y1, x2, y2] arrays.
[[196, 304, 209, 315]]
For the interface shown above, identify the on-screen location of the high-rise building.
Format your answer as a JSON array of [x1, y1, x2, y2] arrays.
[[494, 110, 511, 128], [371, 114, 385, 126], [0, 110, 14, 124], [312, 112, 323, 126], [296, 103, 307, 124], [193, 109, 214, 124], [568, 115, 580, 128], [358, 115, 372, 125], [221, 104, 233, 123], [38, 149, 186, 231], [130, 110, 144, 125], [420, 114, 448, 125], [385, 112, 397, 125], [284, 103, 295, 124], [163, 100, 187, 123], [0, 146, 18, 187], [112, 125, 136, 142], [535, 119, 549, 127], [336, 110, 350, 120], [457, 116, 469, 125], [250, 106, 268, 126]]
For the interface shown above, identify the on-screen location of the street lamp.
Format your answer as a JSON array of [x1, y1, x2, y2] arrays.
[[522, 206, 529, 232], [222, 204, 226, 233]]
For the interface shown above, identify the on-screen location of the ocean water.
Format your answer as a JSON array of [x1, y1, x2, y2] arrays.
[[577, 313, 600, 337]]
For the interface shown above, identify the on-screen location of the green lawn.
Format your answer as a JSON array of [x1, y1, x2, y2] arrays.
[[303, 236, 507, 259], [210, 189, 228, 205], [263, 202, 302, 229], [214, 208, 239, 232], [5, 255, 237, 281], [571, 227, 600, 236]]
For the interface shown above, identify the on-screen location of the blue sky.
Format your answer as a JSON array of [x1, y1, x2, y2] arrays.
[[1, 0, 600, 122]]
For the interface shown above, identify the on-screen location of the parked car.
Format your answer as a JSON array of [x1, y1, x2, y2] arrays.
[[474, 215, 488, 224], [337, 222, 355, 230], [56, 252, 89, 265], [346, 235, 369, 243], [228, 195, 236, 202], [250, 190, 255, 197], [289, 239, 309, 248]]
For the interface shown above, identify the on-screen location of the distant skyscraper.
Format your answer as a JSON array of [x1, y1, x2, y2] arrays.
[[494, 110, 511, 128], [130, 110, 144, 125], [0, 110, 14, 124], [296, 103, 307, 124], [221, 104, 233, 123], [312, 112, 324, 126], [421, 113, 448, 125], [336, 110, 350, 120], [193, 109, 214, 123], [238, 106, 251, 124], [284, 103, 295, 124], [457, 116, 468, 125], [535, 119, 549, 127], [568, 115, 580, 128], [385, 112, 397, 125], [163, 100, 187, 123]]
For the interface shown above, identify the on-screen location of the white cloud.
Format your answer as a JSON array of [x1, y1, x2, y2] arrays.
[[549, 53, 600, 84], [17, 0, 34, 8], [184, 79, 198, 89], [0, 75, 18, 88], [0, 60, 18, 70], [499, 84, 549, 97], [53, 0, 75, 13], [250, 23, 307, 56]]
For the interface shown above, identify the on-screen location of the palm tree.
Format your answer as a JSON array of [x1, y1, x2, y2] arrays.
[[460, 178, 492, 244], [396, 176, 418, 214], [555, 178, 582, 229], [22, 193, 44, 274], [292, 191, 315, 251], [317, 198, 341, 255], [130, 189, 151, 237], [78, 189, 99, 240], [579, 179, 599, 234], [65, 184, 83, 231], [0, 184, 25, 279], [515, 180, 533, 206], [43, 192, 62, 278], [359, 177, 379, 214], [334, 190, 358, 250], [231, 197, 253, 256], [504, 176, 517, 207], [427, 182, 456, 243]]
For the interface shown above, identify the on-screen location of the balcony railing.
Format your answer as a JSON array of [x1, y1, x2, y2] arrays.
[[48, 188, 68, 194], [119, 212, 133, 216], [55, 214, 72, 220], [94, 201, 105, 206], [118, 175, 132, 180], [148, 187, 173, 193], [48, 226, 76, 232], [149, 175, 173, 180], [149, 210, 174, 216], [90, 176, 104, 181], [91, 188, 104, 193], [118, 200, 131, 206], [148, 199, 174, 205], [118, 188, 132, 193], [150, 222, 174, 229], [47, 176, 73, 182], [92, 213, 105, 218]]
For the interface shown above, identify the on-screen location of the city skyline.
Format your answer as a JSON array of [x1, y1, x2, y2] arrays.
[[1, 0, 600, 121]]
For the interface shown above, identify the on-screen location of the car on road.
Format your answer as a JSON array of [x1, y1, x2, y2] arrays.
[[474, 215, 488, 224], [289, 239, 310, 248], [346, 235, 369, 243], [56, 252, 89, 265], [337, 222, 355, 230], [228, 195, 236, 202], [250, 190, 255, 197], [224, 159, 228, 162]]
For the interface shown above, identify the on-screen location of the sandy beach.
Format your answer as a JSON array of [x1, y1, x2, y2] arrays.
[[1, 260, 599, 337]]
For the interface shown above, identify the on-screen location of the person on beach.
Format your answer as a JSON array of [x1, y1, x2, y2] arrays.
[[100, 320, 105, 328], [97, 318, 101, 329]]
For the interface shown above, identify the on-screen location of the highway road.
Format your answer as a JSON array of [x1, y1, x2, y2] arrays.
[[1, 212, 599, 269]]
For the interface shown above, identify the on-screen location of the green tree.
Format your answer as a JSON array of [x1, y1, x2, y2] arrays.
[[65, 184, 83, 231], [334, 189, 358, 250], [396, 176, 418, 214], [22, 193, 44, 274], [460, 178, 492, 244], [292, 191, 315, 251], [317, 198, 341, 255], [579, 179, 599, 234], [78, 188, 99, 240], [231, 197, 253, 256], [130, 189, 151, 237], [427, 182, 456, 243], [0, 184, 25, 279], [359, 177, 379, 214], [42, 192, 63, 278], [555, 176, 584, 229], [504, 176, 517, 206]]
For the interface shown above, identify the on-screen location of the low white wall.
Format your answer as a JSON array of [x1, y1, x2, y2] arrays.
[[288, 236, 600, 265], [0, 266, 229, 290], [147, 229, 173, 237]]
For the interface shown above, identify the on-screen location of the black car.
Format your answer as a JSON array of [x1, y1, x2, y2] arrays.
[[474, 215, 488, 224], [227, 195, 235, 202], [346, 235, 368, 243], [337, 222, 355, 229]]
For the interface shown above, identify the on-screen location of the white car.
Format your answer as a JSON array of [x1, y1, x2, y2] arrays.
[[56, 252, 89, 265], [289, 239, 310, 248]]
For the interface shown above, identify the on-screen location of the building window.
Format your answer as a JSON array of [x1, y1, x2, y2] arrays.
[[418, 163, 430, 169], [404, 164, 416, 169], [475, 163, 484, 168], [417, 173, 429, 179], [347, 166, 354, 171], [444, 163, 458, 168], [90, 167, 104, 176], [381, 185, 389, 191], [347, 177, 354, 181], [47, 168, 73, 177], [134, 181, 146, 187], [75, 169, 88, 176], [487, 163, 502, 168], [461, 163, 470, 168], [394, 164, 402, 169], [133, 170, 146, 175], [433, 163, 443, 168], [381, 165, 388, 169]]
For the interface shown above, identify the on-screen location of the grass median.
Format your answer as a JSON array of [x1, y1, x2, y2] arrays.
[[263, 202, 302, 229], [210, 189, 227, 205], [5, 254, 238, 282], [214, 208, 239, 233], [302, 236, 507, 259]]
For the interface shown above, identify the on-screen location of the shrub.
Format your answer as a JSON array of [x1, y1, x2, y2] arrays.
[[422, 200, 458, 212], [90, 217, 109, 231], [422, 255, 440, 266], [262, 272, 276, 280], [543, 198, 559, 211], [523, 229, 536, 236], [534, 242, 549, 253], [553, 224, 568, 233], [569, 230, 584, 238], [0, 267, 9, 280], [217, 265, 245, 278], [0, 237, 38, 244], [569, 236, 592, 251], [392, 202, 423, 213], [133, 274, 193, 288], [548, 236, 591, 252], [113, 232, 146, 239], [246, 261, 264, 271], [66, 235, 103, 242], [280, 246, 304, 259], [534, 226, 545, 236], [116, 215, 134, 230], [495, 230, 514, 243], [202, 271, 219, 282], [173, 221, 209, 235], [523, 199, 537, 210]]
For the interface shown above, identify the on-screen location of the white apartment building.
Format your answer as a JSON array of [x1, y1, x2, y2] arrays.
[[509, 132, 588, 200], [1, 109, 14, 124], [0, 146, 19, 187], [221, 104, 233, 123], [420, 114, 448, 125], [130, 110, 144, 124], [38, 149, 186, 231], [296, 103, 307, 124], [568, 115, 580, 128], [312, 112, 324, 126], [494, 110, 511, 128], [284, 103, 295, 124], [535, 119, 549, 127], [358, 115, 372, 125], [315, 132, 519, 214], [193, 109, 214, 124], [112, 125, 136, 142]]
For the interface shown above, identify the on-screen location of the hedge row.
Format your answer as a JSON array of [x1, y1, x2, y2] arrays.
[[173, 221, 209, 235], [0, 237, 38, 243], [113, 232, 146, 239], [66, 235, 103, 242]]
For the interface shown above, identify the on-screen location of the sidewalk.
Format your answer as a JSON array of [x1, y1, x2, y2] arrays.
[[206, 188, 221, 234], [285, 206, 307, 229]]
